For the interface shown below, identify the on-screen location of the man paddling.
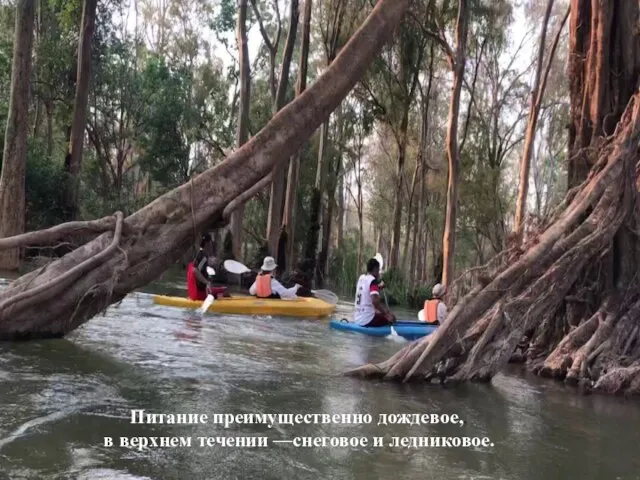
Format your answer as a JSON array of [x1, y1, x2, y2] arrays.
[[423, 283, 447, 325], [249, 256, 301, 299], [187, 233, 228, 301], [353, 258, 396, 327]]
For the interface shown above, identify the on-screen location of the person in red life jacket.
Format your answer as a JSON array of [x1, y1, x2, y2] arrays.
[[187, 233, 228, 301], [249, 256, 301, 299], [353, 258, 396, 327], [423, 283, 448, 325]]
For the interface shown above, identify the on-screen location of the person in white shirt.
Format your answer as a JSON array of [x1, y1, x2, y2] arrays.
[[249, 256, 300, 299], [353, 258, 396, 327]]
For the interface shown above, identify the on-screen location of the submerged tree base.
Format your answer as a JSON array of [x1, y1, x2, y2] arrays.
[[347, 92, 640, 397]]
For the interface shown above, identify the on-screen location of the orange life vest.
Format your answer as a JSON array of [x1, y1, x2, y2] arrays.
[[424, 299, 440, 324], [255, 273, 272, 298]]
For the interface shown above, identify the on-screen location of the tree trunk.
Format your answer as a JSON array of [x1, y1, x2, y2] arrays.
[[230, 0, 251, 261], [0, 0, 411, 339], [64, 0, 98, 221], [441, 0, 469, 287], [389, 106, 409, 269], [567, 0, 640, 188], [337, 172, 344, 249], [513, 0, 567, 238], [0, 0, 36, 271], [266, 0, 299, 260], [347, 0, 640, 399], [410, 57, 434, 287], [283, 0, 312, 271]]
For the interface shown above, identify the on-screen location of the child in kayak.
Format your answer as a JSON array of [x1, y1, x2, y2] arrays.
[[249, 256, 301, 299], [187, 233, 228, 301]]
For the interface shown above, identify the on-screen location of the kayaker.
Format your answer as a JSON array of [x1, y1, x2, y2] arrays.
[[249, 256, 301, 299], [187, 233, 228, 301], [353, 258, 396, 327], [423, 283, 447, 325]]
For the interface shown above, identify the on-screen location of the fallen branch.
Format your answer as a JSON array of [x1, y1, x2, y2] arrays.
[[0, 212, 124, 316], [0, 215, 118, 250]]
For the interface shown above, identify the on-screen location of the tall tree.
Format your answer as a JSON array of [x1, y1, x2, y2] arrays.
[[282, 0, 312, 271], [0, 0, 36, 270], [265, 0, 299, 261], [429, 0, 469, 286], [230, 0, 252, 260], [360, 11, 425, 269], [64, 0, 98, 221], [513, 0, 568, 239]]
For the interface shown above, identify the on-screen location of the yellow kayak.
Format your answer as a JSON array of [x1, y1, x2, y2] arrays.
[[152, 294, 336, 318]]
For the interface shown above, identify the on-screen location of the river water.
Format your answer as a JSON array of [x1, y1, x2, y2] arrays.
[[1, 273, 640, 479]]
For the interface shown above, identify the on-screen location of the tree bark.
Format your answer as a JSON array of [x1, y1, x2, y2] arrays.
[[567, 0, 640, 188], [63, 0, 98, 221], [0, 0, 36, 271], [441, 0, 469, 286], [513, 1, 568, 238], [0, 0, 411, 339], [229, 0, 252, 261], [266, 0, 299, 260], [282, 0, 312, 271]]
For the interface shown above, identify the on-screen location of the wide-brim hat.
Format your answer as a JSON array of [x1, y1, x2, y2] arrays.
[[261, 256, 277, 272]]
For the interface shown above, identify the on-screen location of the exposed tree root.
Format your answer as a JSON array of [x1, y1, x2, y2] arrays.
[[348, 92, 640, 396]]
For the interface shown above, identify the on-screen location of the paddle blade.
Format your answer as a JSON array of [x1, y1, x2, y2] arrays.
[[199, 294, 215, 314], [224, 259, 251, 275], [418, 309, 425, 321], [312, 289, 339, 305]]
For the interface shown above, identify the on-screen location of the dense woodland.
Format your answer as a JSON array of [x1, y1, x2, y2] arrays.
[[1, 0, 640, 396], [0, 0, 568, 302]]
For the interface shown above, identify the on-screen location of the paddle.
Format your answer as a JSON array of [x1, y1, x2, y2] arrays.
[[223, 260, 339, 305], [374, 252, 398, 338], [199, 266, 217, 314]]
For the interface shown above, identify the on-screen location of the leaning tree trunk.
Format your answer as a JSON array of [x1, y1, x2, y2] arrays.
[[0, 0, 36, 271], [347, 0, 640, 398], [229, 0, 252, 261], [64, 0, 98, 221], [0, 0, 411, 340]]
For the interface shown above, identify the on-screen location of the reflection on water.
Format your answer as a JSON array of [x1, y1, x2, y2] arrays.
[[0, 283, 639, 479]]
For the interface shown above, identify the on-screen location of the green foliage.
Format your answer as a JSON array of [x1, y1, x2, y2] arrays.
[[24, 139, 67, 230], [137, 56, 191, 187]]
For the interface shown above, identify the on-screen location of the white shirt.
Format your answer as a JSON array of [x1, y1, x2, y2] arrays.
[[249, 276, 299, 299], [436, 302, 448, 323], [353, 274, 380, 326]]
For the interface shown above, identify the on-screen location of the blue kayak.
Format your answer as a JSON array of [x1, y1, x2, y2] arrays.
[[329, 319, 437, 340]]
